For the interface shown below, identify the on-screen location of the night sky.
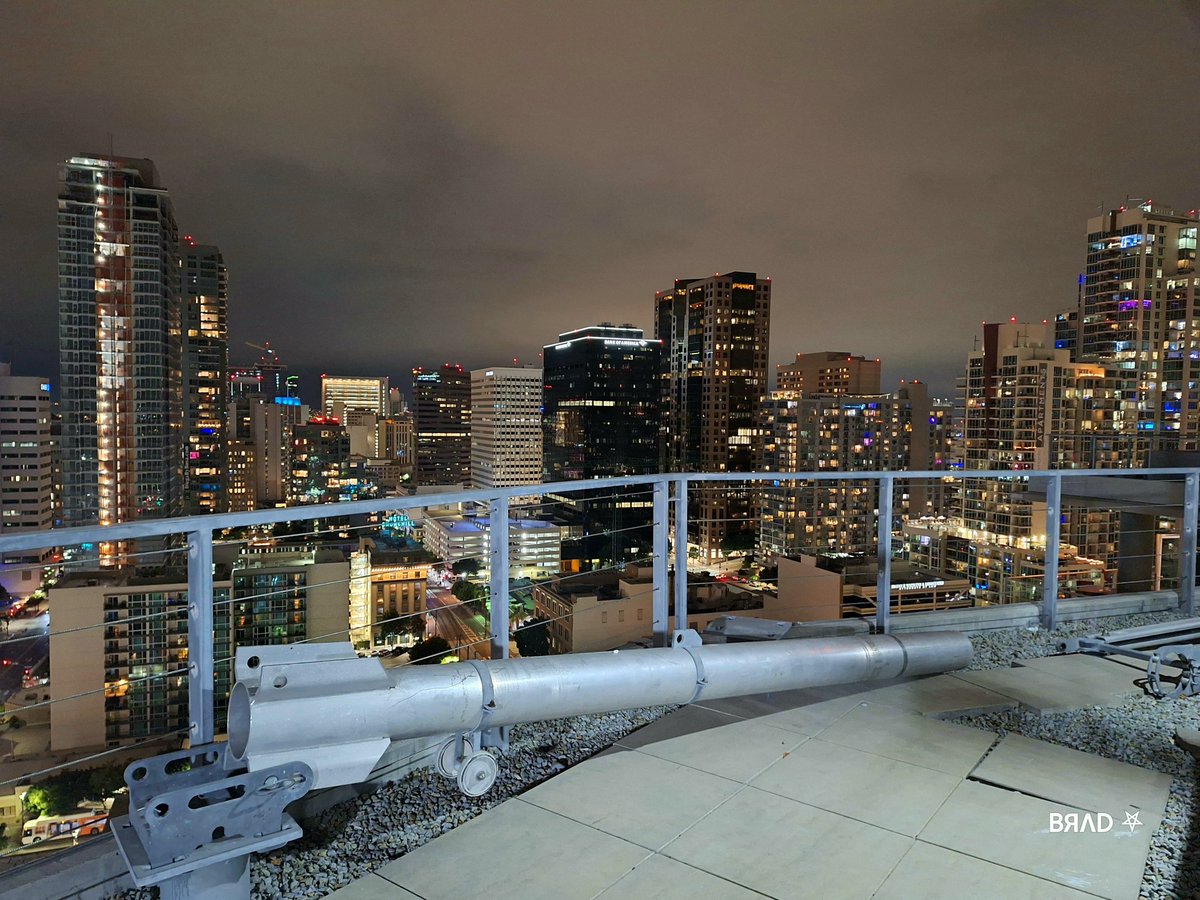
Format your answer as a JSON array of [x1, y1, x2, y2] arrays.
[[2, 2, 1198, 400]]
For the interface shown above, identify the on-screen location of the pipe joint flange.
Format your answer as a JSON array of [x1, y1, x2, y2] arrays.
[[682, 645, 709, 704], [467, 660, 499, 733]]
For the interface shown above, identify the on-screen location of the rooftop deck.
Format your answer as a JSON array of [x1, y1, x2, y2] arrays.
[[325, 649, 1179, 900]]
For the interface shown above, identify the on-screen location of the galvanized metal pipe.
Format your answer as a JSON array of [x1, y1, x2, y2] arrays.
[[227, 631, 973, 789]]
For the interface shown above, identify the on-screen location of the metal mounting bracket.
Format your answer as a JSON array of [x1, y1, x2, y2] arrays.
[[112, 741, 313, 898]]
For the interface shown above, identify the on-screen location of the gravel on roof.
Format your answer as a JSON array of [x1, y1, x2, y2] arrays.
[[960, 610, 1200, 900]]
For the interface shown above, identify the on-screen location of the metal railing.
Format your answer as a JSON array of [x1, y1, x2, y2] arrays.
[[0, 467, 1195, 812]]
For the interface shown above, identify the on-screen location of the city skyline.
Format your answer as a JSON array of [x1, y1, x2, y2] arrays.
[[3, 3, 1200, 397]]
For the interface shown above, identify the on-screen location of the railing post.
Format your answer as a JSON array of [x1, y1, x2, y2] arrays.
[[673, 477, 689, 636], [1042, 474, 1062, 630], [1182, 472, 1198, 616], [186, 528, 214, 746], [488, 497, 510, 660], [876, 475, 893, 634], [652, 479, 670, 646]]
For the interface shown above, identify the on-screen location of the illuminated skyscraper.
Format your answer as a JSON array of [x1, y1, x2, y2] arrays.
[[760, 381, 945, 558], [542, 325, 661, 565], [58, 155, 182, 556], [181, 239, 228, 514], [412, 365, 471, 486], [321, 375, 389, 417], [471, 366, 543, 491], [656, 272, 771, 563], [1080, 200, 1200, 447], [776, 351, 880, 396], [0, 365, 54, 598]]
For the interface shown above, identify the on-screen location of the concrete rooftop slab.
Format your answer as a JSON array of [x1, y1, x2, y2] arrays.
[[660, 785, 913, 899], [953, 665, 1135, 714], [873, 840, 1095, 899], [594, 853, 765, 899], [811, 702, 996, 776], [519, 749, 743, 850], [851, 672, 1019, 718], [1011, 654, 1148, 696], [971, 732, 1172, 829], [622, 715, 807, 783], [326, 873, 421, 899], [751, 736, 961, 836], [920, 780, 1154, 899], [375, 799, 649, 899]]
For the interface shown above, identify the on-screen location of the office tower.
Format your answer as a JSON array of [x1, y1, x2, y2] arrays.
[[321, 375, 389, 417], [412, 364, 471, 486], [378, 410, 416, 476], [180, 239, 229, 514], [0, 365, 54, 599], [58, 155, 182, 554], [470, 366, 543, 491], [1079, 201, 1200, 447], [656, 272, 771, 563], [542, 325, 662, 565], [422, 514, 562, 579], [760, 381, 943, 558], [776, 352, 881, 396]]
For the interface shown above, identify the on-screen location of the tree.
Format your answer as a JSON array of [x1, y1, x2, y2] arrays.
[[451, 557, 481, 576], [408, 636, 453, 665], [451, 580, 480, 603], [515, 618, 551, 658], [23, 766, 123, 818], [720, 531, 756, 555]]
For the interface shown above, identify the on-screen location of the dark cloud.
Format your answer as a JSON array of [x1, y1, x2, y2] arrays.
[[1, 1, 1198, 398]]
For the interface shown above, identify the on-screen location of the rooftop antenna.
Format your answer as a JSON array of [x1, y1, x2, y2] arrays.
[[108, 132, 115, 159]]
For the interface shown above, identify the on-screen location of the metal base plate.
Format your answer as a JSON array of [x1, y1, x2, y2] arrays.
[[113, 812, 302, 889]]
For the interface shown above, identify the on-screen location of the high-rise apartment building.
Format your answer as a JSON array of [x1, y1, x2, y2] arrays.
[[1079, 200, 1200, 447], [776, 352, 881, 396], [290, 415, 353, 504], [471, 367, 543, 491], [0, 365, 54, 599], [904, 322, 1143, 603], [656, 272, 771, 563], [412, 365, 471, 486], [322, 375, 389, 417], [181, 239, 229, 514], [228, 393, 309, 509], [59, 156, 182, 552], [543, 325, 661, 565], [760, 381, 946, 559], [49, 547, 348, 750]]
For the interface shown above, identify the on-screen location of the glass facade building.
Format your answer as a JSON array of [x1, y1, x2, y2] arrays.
[[543, 325, 661, 566], [58, 156, 182, 559]]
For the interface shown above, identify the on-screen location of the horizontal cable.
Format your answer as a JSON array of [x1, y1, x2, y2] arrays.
[[0, 727, 189, 792]]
